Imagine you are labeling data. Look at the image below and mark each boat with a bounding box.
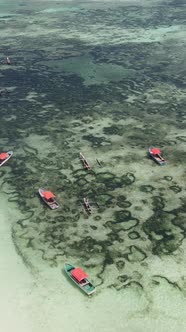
[64,263,96,295]
[80,152,91,170]
[148,147,166,165]
[0,151,13,167]
[38,188,59,209]
[83,197,92,214]
[6,57,11,65]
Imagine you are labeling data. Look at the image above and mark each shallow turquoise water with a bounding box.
[0,1,186,331]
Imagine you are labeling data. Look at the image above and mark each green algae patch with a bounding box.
[40,56,136,86]
[103,124,124,136]
[143,210,184,255]
[128,231,140,240]
[110,210,139,231]
[125,245,147,263]
[116,196,131,208]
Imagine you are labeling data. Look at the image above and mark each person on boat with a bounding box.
[48,197,55,203]
[84,161,91,169]
[84,198,92,213]
[83,158,91,170]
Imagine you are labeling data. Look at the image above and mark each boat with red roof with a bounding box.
[38,188,59,209]
[64,263,96,295]
[149,147,166,165]
[0,151,13,167]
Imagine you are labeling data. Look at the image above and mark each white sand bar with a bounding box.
[0,194,34,332]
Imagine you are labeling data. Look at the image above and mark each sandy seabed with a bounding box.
[0,193,33,332]
[0,191,186,332]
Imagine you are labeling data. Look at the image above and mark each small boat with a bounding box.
[83,197,92,215]
[96,159,102,167]
[80,152,91,170]
[38,188,59,209]
[6,57,11,65]
[0,151,13,167]
[149,147,166,165]
[64,263,96,295]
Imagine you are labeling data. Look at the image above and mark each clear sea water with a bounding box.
[0,1,186,331]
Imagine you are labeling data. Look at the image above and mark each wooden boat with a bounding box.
[83,197,92,215]
[149,147,166,165]
[38,188,59,209]
[0,151,13,167]
[64,263,96,295]
[80,152,91,170]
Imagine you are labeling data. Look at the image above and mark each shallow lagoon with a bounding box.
[0,0,186,331]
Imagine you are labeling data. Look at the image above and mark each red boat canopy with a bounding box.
[71,268,88,282]
[0,152,9,160]
[43,191,55,200]
[151,148,161,155]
